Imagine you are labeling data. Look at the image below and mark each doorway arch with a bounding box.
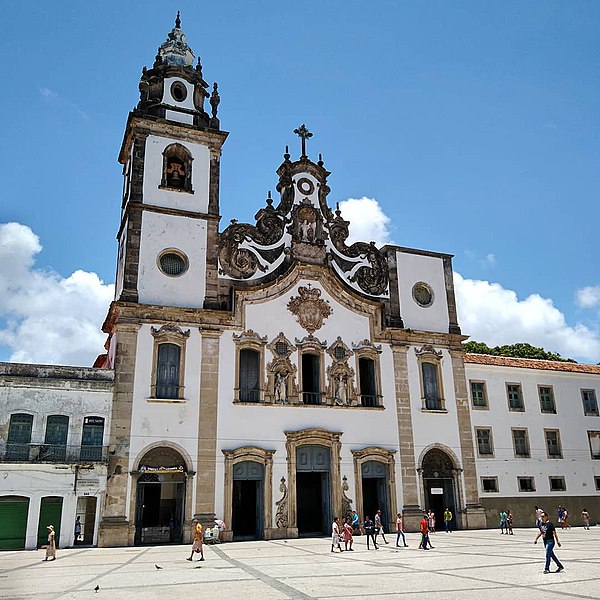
[133,446,189,545]
[419,446,461,530]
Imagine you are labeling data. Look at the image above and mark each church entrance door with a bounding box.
[232,461,264,540]
[296,445,330,536]
[361,461,389,526]
[134,447,186,545]
[421,448,458,530]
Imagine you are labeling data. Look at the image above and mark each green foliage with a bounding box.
[462,341,576,363]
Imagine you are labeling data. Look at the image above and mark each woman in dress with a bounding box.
[343,517,354,551]
[44,525,56,561]
[331,517,343,552]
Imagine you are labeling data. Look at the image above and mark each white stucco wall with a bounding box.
[396,251,450,333]
[143,134,210,213]
[466,362,600,498]
[137,211,207,307]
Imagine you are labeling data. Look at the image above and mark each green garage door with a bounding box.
[0,496,30,549]
[37,497,63,548]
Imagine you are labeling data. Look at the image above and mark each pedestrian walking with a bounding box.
[374,509,389,544]
[396,513,408,547]
[351,510,361,534]
[427,509,436,533]
[364,515,378,550]
[444,508,453,532]
[581,509,590,530]
[187,519,204,561]
[419,513,433,549]
[74,516,82,544]
[331,516,343,552]
[500,510,507,534]
[557,506,565,529]
[562,507,570,529]
[534,512,564,574]
[343,517,354,551]
[44,525,56,561]
[506,510,514,535]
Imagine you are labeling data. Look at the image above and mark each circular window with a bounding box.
[296,177,315,196]
[158,250,188,277]
[412,282,434,307]
[170,81,187,102]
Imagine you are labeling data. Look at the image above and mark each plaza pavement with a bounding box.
[1,527,599,600]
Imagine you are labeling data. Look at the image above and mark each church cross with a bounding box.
[293,124,313,158]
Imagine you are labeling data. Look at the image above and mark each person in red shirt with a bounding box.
[419,514,431,550]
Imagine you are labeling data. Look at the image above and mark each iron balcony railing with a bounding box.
[360,394,382,408]
[1,443,109,464]
[302,392,323,405]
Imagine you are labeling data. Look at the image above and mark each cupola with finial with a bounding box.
[135,12,221,130]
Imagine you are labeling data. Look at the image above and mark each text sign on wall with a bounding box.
[77,479,100,489]
[430,487,444,495]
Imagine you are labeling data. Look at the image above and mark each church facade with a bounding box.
[1,18,598,550]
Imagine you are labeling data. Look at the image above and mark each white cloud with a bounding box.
[337,197,393,246]
[576,285,600,309]
[39,86,89,120]
[455,273,600,363]
[0,223,113,366]
[40,87,58,99]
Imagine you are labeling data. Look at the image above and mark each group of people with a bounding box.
[499,509,514,534]
[332,509,390,551]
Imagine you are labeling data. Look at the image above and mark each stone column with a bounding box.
[391,344,422,532]
[450,349,486,529]
[98,321,140,547]
[194,328,221,528]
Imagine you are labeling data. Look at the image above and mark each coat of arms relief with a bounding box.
[287,285,332,334]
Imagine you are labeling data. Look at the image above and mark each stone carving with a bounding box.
[232,330,268,344]
[287,286,332,334]
[326,337,356,406]
[415,344,443,358]
[341,476,353,522]
[275,477,288,528]
[151,324,190,338]
[266,333,298,403]
[328,207,389,296]
[218,196,286,279]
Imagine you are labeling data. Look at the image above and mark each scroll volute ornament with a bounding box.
[287,286,332,334]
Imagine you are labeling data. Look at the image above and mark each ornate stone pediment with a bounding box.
[415,344,443,358]
[287,286,332,334]
[151,324,190,338]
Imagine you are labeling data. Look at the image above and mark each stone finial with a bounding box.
[284,145,290,162]
[210,82,220,118]
[175,11,181,29]
[266,190,273,206]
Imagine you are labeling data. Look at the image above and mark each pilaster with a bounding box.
[193,327,222,526]
[391,344,421,532]
[98,321,140,547]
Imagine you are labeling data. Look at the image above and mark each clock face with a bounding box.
[412,282,434,307]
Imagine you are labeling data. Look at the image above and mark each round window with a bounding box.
[170,81,187,102]
[296,177,315,196]
[158,250,188,277]
[412,282,434,307]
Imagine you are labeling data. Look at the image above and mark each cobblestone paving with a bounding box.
[2,527,599,600]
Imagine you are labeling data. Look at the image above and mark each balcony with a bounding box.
[1,443,109,464]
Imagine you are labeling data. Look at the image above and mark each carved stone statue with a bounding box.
[274,372,287,403]
[275,477,288,529]
[334,375,348,406]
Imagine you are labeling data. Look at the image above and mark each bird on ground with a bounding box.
[155,564,163,570]
[94,585,100,592]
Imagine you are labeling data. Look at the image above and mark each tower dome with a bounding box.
[157,12,195,68]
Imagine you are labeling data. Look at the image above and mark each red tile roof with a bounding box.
[464,353,600,375]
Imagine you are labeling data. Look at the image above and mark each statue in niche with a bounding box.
[334,374,348,406]
[274,371,288,403]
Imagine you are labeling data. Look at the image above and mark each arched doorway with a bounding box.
[232,461,264,540]
[296,445,331,536]
[421,448,458,530]
[361,461,389,525]
[134,447,187,545]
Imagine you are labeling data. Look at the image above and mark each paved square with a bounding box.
[2,528,599,600]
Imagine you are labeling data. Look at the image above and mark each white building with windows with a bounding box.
[0,16,598,550]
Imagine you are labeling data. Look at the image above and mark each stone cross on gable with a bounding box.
[293,124,313,158]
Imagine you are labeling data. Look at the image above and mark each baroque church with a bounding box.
[1,17,598,550]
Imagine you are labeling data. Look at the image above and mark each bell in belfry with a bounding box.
[166,159,186,188]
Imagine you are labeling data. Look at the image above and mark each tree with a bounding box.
[462,341,575,363]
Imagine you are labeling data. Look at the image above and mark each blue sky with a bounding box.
[0,1,599,365]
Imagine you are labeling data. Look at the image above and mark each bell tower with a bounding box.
[115,13,227,310]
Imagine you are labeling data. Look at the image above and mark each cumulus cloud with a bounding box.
[0,223,113,366]
[337,197,393,246]
[455,273,600,363]
[576,285,600,309]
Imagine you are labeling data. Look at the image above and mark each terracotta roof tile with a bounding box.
[464,353,600,375]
